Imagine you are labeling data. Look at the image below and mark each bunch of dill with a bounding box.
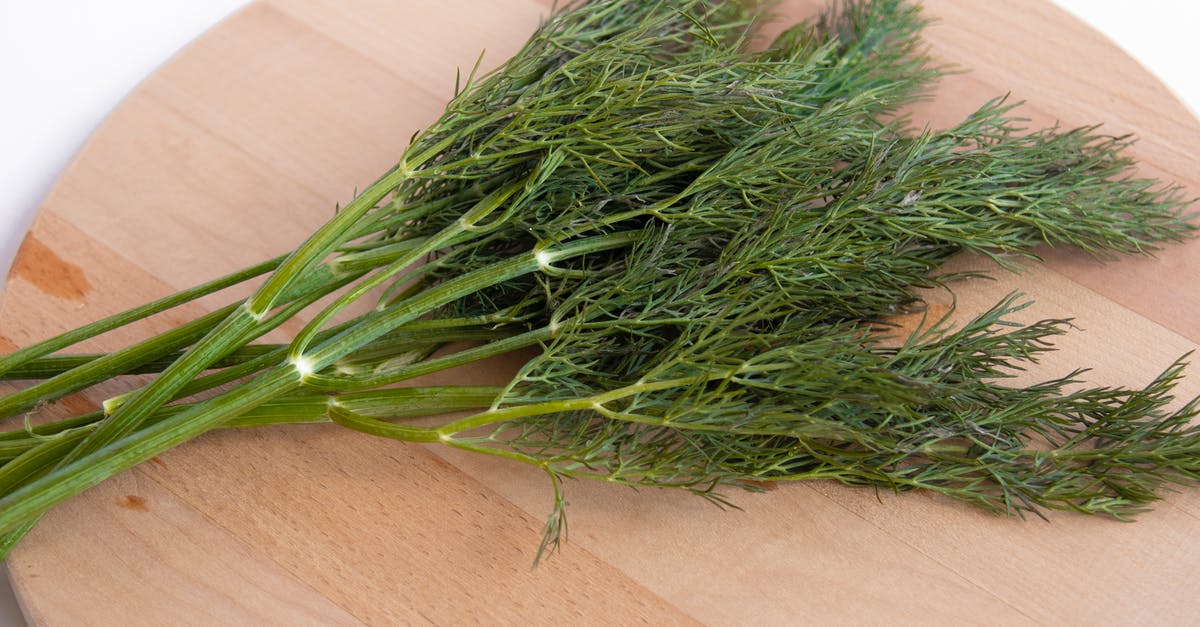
[0,0,1195,558]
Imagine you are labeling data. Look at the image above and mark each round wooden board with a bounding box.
[2,1,1199,624]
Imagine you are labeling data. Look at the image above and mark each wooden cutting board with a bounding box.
[2,1,1198,624]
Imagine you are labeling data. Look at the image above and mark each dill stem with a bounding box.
[10,261,367,560]
[0,385,503,476]
[302,326,553,392]
[27,159,444,500]
[436,377,702,436]
[0,232,639,539]
[0,303,240,419]
[247,166,412,315]
[0,263,358,422]
[0,255,285,378]
[302,232,641,367]
[0,187,422,380]
[286,176,532,360]
[0,345,280,381]
[0,321,522,452]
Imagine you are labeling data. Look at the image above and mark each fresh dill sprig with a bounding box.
[0,0,1194,563]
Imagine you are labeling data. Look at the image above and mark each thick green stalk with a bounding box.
[287,177,531,359]
[9,267,363,556]
[0,322,526,448]
[0,381,501,559]
[0,303,240,419]
[94,323,511,415]
[62,276,350,464]
[0,256,283,378]
[304,326,553,392]
[0,233,638,538]
[24,142,454,503]
[0,386,503,474]
[0,345,279,381]
[0,193,423,380]
[304,233,640,368]
[247,166,410,315]
[0,260,365,420]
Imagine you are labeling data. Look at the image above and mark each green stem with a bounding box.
[305,232,639,368]
[0,321,523,447]
[0,384,500,560]
[0,429,92,495]
[330,237,430,275]
[0,366,490,538]
[0,413,100,442]
[0,303,241,420]
[249,165,412,314]
[435,376,700,435]
[0,386,504,469]
[0,233,636,538]
[287,176,530,359]
[304,326,552,392]
[326,405,439,442]
[0,164,431,547]
[0,262,359,421]
[0,345,280,381]
[63,269,356,464]
[0,256,284,378]
[96,323,512,415]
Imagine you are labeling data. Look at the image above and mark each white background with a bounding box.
[0,1,1197,624]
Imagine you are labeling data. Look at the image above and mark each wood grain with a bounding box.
[1,0,1197,624]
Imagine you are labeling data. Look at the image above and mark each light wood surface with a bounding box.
[1,1,1198,624]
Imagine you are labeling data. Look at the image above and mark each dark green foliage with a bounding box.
[0,0,1195,561]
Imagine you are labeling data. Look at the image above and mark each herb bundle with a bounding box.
[0,0,1196,559]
